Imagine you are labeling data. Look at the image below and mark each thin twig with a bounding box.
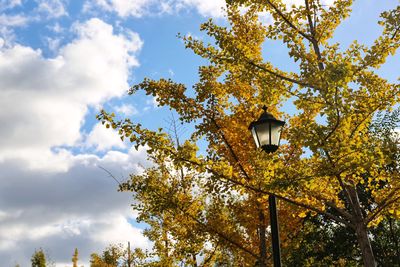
[98,165,122,186]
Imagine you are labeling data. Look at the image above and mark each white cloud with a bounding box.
[144,96,160,111]
[35,0,68,18]
[0,147,150,266]
[0,14,28,26]
[111,0,155,17]
[0,14,28,45]
[0,1,68,46]
[45,36,62,51]
[86,0,334,19]
[94,215,149,247]
[177,0,225,18]
[321,0,335,6]
[114,103,139,116]
[48,22,64,33]
[85,0,156,17]
[86,122,126,151]
[0,18,143,171]
[0,0,22,11]
[86,0,226,18]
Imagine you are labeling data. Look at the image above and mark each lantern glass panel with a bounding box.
[270,123,282,146]
[255,123,271,147]
[251,127,260,148]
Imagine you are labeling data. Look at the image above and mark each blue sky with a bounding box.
[0,0,398,266]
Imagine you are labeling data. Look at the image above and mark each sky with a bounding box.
[0,0,398,266]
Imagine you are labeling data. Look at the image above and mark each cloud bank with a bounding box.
[85,0,335,19]
[0,18,148,266]
[85,0,227,18]
[0,17,142,171]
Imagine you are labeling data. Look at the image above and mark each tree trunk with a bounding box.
[347,186,376,267]
[389,218,400,264]
[354,220,376,267]
[192,254,198,267]
[127,241,131,267]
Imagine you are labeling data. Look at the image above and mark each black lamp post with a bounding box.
[249,106,285,267]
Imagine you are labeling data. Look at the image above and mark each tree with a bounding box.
[90,244,121,267]
[285,109,400,266]
[118,115,286,266]
[90,243,147,267]
[90,253,106,267]
[31,248,46,267]
[99,1,400,266]
[72,248,79,267]
[285,189,400,266]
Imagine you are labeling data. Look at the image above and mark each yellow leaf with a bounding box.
[298,212,307,218]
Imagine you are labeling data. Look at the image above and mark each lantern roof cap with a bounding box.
[248,106,285,130]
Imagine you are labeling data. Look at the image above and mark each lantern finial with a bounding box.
[262,105,268,113]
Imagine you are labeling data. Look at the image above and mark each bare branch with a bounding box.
[98,165,122,187]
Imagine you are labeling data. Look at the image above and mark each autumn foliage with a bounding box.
[98,1,400,266]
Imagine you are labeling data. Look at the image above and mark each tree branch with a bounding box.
[323,86,341,143]
[186,210,259,259]
[248,60,317,89]
[265,0,312,41]
[304,0,325,71]
[211,118,252,181]
[305,0,315,37]
[367,186,400,224]
[323,150,357,224]
[152,189,259,259]
[175,153,352,227]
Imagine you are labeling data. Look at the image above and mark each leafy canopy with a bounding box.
[98,1,400,265]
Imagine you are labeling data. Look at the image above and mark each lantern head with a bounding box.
[249,106,285,153]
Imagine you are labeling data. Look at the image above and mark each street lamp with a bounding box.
[249,105,285,267]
